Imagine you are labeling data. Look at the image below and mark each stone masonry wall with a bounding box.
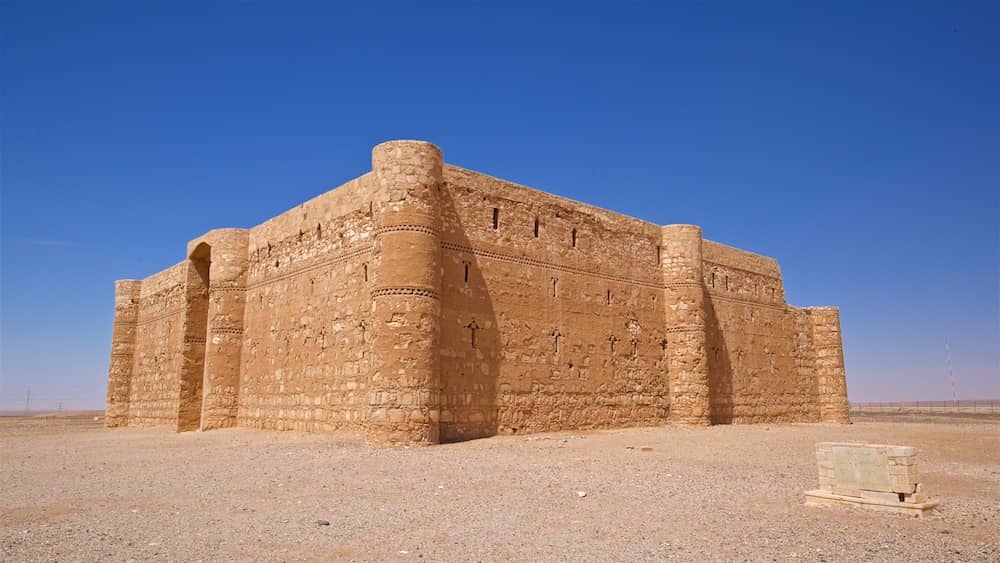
[107,139,848,443]
[188,229,249,430]
[807,307,851,423]
[702,241,822,423]
[439,165,670,439]
[236,174,374,432]
[366,141,445,445]
[127,262,188,427]
[104,280,141,427]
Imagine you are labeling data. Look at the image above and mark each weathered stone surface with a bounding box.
[105,139,850,444]
[104,280,141,428]
[832,445,892,492]
[806,442,937,517]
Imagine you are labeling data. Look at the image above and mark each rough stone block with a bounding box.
[807,441,935,517]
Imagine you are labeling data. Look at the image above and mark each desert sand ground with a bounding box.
[2,413,997,562]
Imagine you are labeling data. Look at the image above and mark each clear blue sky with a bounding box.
[2,2,997,410]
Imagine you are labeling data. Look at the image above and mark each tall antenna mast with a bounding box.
[945,338,957,405]
[25,387,31,414]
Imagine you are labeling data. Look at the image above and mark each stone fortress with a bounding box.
[105,140,850,445]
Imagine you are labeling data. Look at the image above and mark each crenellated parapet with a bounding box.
[661,224,711,425]
[807,307,851,423]
[366,140,444,445]
[105,279,142,427]
[188,228,250,430]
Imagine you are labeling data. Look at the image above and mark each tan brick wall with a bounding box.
[106,139,849,444]
[237,174,374,432]
[188,229,248,430]
[808,307,850,423]
[439,166,670,438]
[127,263,188,427]
[701,242,822,423]
[366,141,445,445]
[105,280,141,427]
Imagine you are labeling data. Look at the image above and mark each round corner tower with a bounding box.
[807,306,851,424]
[105,279,142,427]
[661,224,711,425]
[366,140,444,445]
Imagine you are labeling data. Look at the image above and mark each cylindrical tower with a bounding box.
[195,229,250,430]
[366,140,444,445]
[661,224,711,425]
[808,307,851,423]
[105,279,142,427]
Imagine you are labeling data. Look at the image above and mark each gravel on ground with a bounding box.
[2,414,997,562]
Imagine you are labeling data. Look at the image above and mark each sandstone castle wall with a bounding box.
[105,140,850,444]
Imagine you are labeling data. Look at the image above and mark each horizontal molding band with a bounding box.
[441,241,663,290]
[246,245,372,291]
[136,307,185,327]
[371,286,440,300]
[663,282,704,289]
[703,260,782,283]
[704,292,788,312]
[443,241,788,310]
[374,224,438,237]
[209,284,246,293]
[665,325,705,334]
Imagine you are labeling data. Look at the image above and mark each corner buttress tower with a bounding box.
[366,140,444,445]
[661,224,711,425]
[807,307,851,423]
[189,228,250,430]
[105,279,141,427]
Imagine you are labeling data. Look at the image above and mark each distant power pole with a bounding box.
[25,387,31,414]
[57,401,63,412]
[945,338,957,405]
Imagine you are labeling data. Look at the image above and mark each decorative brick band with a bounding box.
[664,282,704,289]
[110,352,135,358]
[665,325,705,334]
[185,336,206,344]
[374,224,438,238]
[209,284,246,293]
[247,245,373,290]
[370,286,440,300]
[210,327,245,335]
